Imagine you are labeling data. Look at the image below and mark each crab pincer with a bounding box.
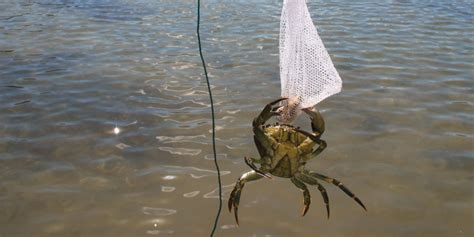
[253,97,288,126]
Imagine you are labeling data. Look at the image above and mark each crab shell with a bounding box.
[257,124,316,178]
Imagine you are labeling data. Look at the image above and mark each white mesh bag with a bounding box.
[279,0,342,123]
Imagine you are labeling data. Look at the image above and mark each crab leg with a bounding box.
[244,156,272,179]
[228,171,263,225]
[290,177,311,216]
[305,171,367,211]
[297,172,330,218]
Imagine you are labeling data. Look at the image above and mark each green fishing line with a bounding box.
[196,0,222,236]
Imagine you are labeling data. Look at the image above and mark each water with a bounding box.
[0,0,472,236]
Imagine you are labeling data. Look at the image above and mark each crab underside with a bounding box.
[228,98,367,225]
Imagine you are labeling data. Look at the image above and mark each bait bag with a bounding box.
[279,0,342,123]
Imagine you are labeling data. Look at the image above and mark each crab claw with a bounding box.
[253,98,288,127]
[276,96,302,124]
[302,107,325,137]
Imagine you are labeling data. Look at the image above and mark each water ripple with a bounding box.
[158,147,201,156]
[135,165,230,179]
[142,207,177,216]
[183,191,200,198]
[156,134,207,144]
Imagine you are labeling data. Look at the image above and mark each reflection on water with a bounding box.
[0,0,472,236]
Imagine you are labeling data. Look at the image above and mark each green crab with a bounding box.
[228,98,366,224]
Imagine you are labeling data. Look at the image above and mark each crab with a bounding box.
[228,98,367,224]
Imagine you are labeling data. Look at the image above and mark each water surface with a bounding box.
[0,0,473,236]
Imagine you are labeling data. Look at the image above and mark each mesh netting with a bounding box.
[278,0,342,123]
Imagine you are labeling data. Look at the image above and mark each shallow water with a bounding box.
[0,0,473,236]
